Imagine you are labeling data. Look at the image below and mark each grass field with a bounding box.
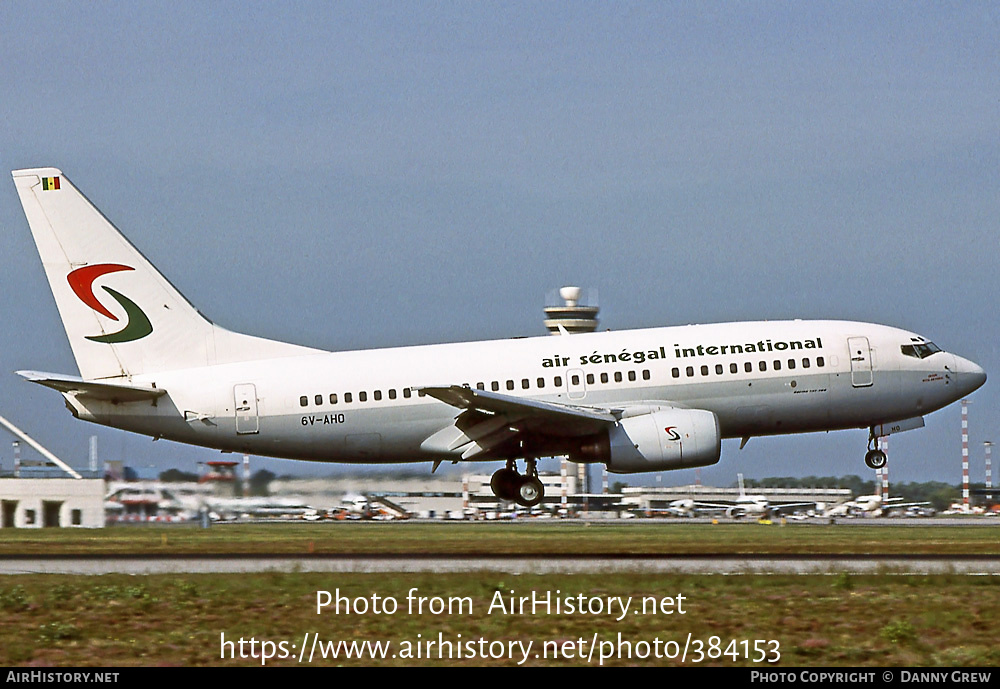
[2,570,999,666]
[2,522,1000,666]
[1,521,998,556]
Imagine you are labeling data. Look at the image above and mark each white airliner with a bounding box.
[11,167,987,507]
[686,474,818,519]
[823,495,931,518]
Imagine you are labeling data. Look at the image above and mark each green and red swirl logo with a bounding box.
[67,264,153,344]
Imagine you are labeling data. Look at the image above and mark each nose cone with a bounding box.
[953,355,987,396]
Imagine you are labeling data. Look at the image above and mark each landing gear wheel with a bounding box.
[515,476,544,507]
[864,449,887,470]
[490,468,520,502]
[490,457,547,506]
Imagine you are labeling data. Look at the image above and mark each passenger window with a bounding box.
[759,361,767,371]
[642,370,650,380]
[600,372,609,384]
[315,394,323,406]
[773,360,781,371]
[745,362,752,373]
[802,358,810,369]
[299,396,308,407]
[329,393,338,404]
[388,389,396,400]
[787,359,795,370]
[359,391,367,402]
[686,366,694,377]
[730,363,738,374]
[403,389,412,398]
[492,381,500,391]
[476,382,485,390]
[554,376,563,387]
[628,371,636,382]
[672,368,680,378]
[700,365,709,376]
[522,378,530,390]
[506,380,514,391]
[374,390,382,401]
[345,392,353,403]
[715,364,723,375]
[817,357,825,367]
[614,372,623,383]
[586,373,594,385]
[537,377,545,388]
[571,374,580,385]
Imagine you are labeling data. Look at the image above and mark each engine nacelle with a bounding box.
[726,506,747,519]
[578,407,721,474]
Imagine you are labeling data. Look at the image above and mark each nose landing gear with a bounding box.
[490,458,545,507]
[865,428,887,469]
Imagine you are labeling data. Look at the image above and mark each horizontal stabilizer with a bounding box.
[17,370,167,403]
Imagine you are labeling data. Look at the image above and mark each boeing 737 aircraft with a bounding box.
[11,168,987,507]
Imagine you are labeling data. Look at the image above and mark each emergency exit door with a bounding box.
[234,383,259,434]
[566,368,587,400]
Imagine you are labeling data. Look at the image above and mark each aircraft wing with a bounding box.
[420,385,620,427]
[418,385,621,460]
[688,501,735,511]
[767,501,820,515]
[882,500,933,511]
[17,370,167,403]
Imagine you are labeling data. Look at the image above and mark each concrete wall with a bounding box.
[0,478,105,528]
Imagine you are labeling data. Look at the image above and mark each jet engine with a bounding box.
[573,407,721,473]
[726,506,747,519]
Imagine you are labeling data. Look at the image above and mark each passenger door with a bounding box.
[848,337,873,387]
[234,383,259,434]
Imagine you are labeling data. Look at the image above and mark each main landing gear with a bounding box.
[864,427,887,470]
[490,458,545,507]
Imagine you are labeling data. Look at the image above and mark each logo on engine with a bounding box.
[663,426,681,441]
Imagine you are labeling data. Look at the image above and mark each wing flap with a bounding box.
[419,406,522,456]
[418,385,622,460]
[447,415,515,451]
[460,427,517,460]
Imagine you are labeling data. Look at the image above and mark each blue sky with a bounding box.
[2,2,998,486]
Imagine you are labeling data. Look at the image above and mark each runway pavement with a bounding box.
[3,553,1000,575]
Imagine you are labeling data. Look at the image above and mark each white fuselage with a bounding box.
[11,167,987,495]
[66,319,983,466]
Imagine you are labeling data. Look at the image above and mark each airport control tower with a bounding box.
[543,286,600,501]
[543,286,599,335]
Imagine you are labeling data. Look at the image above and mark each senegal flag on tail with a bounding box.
[42,176,60,190]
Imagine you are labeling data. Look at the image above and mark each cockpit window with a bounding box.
[901,342,943,359]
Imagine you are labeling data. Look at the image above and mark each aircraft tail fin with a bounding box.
[12,167,318,380]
